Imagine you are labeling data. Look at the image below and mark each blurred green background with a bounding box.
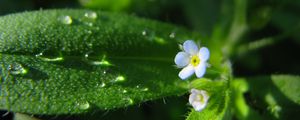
[0,0,300,120]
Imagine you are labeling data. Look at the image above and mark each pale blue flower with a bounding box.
[174,40,210,80]
[189,89,209,112]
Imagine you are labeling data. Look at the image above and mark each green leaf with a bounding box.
[246,75,300,119]
[231,78,263,120]
[0,9,202,114]
[271,75,300,105]
[186,79,231,120]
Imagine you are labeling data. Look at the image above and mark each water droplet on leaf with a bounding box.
[114,75,126,82]
[141,87,149,92]
[169,32,176,38]
[124,98,134,105]
[78,101,90,110]
[154,37,166,44]
[8,63,27,75]
[84,53,89,58]
[35,52,64,62]
[90,60,111,66]
[87,55,112,66]
[35,52,43,57]
[84,11,97,20]
[100,82,106,87]
[85,22,94,27]
[142,30,147,36]
[122,89,128,93]
[86,30,93,34]
[58,15,72,25]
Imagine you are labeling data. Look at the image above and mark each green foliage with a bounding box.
[271,75,300,105]
[232,75,300,120]
[0,9,203,114]
[0,0,299,119]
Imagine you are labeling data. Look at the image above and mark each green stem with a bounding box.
[236,23,300,56]
[224,0,248,56]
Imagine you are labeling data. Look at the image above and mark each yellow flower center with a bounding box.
[190,55,200,67]
[197,94,205,103]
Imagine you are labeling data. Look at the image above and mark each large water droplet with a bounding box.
[78,101,90,110]
[169,32,176,38]
[135,85,149,92]
[85,54,112,66]
[100,82,106,87]
[114,75,126,83]
[35,52,64,62]
[58,15,72,25]
[124,98,134,105]
[122,89,128,93]
[8,63,27,75]
[154,37,166,44]
[90,60,111,66]
[142,30,147,36]
[84,11,97,20]
[84,53,89,58]
[141,87,149,92]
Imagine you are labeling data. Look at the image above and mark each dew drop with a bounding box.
[142,30,147,36]
[39,57,64,62]
[87,22,94,27]
[135,85,149,92]
[122,89,128,93]
[58,15,72,25]
[85,30,93,34]
[35,52,43,57]
[43,57,64,62]
[114,75,126,82]
[100,82,106,87]
[141,87,149,92]
[8,63,27,75]
[87,43,93,47]
[124,98,134,105]
[78,101,90,110]
[84,11,97,20]
[154,37,166,44]
[169,32,176,38]
[90,55,112,66]
[90,60,111,66]
[84,53,89,58]
[35,52,64,62]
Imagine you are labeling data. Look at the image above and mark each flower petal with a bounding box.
[195,62,206,78]
[183,40,198,55]
[179,65,194,80]
[199,47,210,61]
[189,89,209,112]
[192,101,207,112]
[174,52,190,68]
